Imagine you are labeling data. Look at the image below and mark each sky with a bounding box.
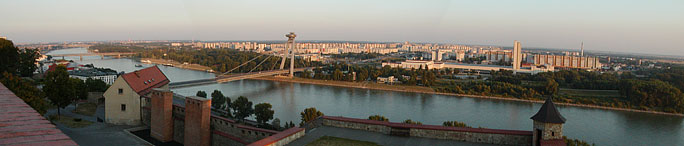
[1,0,683,56]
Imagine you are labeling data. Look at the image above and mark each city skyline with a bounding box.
[1,0,683,56]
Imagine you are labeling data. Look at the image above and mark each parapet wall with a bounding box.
[142,96,280,146]
[321,116,532,146]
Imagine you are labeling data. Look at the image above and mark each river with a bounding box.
[48,48,683,146]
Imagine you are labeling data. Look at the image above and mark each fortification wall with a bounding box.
[321,116,532,146]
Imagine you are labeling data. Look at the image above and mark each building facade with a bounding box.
[104,66,169,125]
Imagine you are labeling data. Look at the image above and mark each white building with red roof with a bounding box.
[104,66,170,125]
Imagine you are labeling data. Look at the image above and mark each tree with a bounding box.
[368,115,389,122]
[196,90,207,98]
[300,107,324,124]
[402,119,422,125]
[85,78,109,92]
[332,69,343,81]
[18,48,40,77]
[1,72,48,115]
[44,65,77,118]
[544,78,559,95]
[231,96,254,122]
[0,38,20,74]
[211,90,227,110]
[71,78,88,100]
[254,103,274,125]
[443,120,471,128]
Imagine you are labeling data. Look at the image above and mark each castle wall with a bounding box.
[321,116,532,146]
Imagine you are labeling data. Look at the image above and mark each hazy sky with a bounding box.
[1,0,683,55]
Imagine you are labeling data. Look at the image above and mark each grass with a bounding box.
[306,136,381,146]
[73,103,98,116]
[50,115,94,128]
[559,88,621,97]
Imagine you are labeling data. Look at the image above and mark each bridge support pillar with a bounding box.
[80,56,83,61]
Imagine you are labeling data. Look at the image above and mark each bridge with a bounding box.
[169,32,309,89]
[50,52,137,60]
[169,67,313,89]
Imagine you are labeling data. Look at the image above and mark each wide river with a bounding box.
[49,48,683,145]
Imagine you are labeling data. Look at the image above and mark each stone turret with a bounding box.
[531,97,566,146]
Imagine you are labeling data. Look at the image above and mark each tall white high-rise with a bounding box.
[513,40,522,70]
[580,42,584,57]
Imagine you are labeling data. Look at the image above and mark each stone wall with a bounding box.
[321,116,533,146]
[533,121,563,140]
[322,118,391,134]
[247,127,305,146]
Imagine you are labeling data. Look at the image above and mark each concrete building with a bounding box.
[69,68,119,84]
[532,54,602,69]
[513,41,522,70]
[104,66,170,125]
[376,76,399,84]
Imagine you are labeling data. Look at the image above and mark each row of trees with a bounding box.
[195,91,275,126]
[1,38,110,117]
[302,63,438,86]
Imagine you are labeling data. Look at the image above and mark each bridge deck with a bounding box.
[168,67,312,89]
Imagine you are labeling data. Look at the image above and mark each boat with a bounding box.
[135,64,143,67]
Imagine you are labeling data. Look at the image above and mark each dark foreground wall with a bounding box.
[320,116,533,146]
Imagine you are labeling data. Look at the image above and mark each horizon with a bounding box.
[1,0,683,56]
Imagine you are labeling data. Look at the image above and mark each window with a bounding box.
[551,132,555,136]
[121,104,126,111]
[118,88,123,94]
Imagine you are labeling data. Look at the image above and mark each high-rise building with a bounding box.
[581,42,584,57]
[513,41,522,70]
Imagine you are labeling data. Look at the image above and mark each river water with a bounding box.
[49,48,683,145]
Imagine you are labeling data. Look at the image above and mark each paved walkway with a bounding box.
[287,126,497,146]
[46,104,150,146]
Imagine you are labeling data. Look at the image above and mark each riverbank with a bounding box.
[140,58,214,72]
[255,76,684,117]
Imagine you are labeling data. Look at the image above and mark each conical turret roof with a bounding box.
[531,97,566,124]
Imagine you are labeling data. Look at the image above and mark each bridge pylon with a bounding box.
[279,32,297,77]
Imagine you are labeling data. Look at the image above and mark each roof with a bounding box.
[247,127,304,146]
[0,83,78,146]
[530,97,566,124]
[121,66,170,95]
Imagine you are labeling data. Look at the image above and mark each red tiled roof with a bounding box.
[540,139,566,146]
[121,66,169,95]
[247,127,304,146]
[322,116,533,136]
[0,83,77,146]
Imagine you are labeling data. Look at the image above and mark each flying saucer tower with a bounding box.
[279,32,297,77]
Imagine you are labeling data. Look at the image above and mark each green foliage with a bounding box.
[443,120,471,128]
[70,78,88,100]
[210,90,230,115]
[85,78,109,92]
[44,65,78,116]
[0,72,49,115]
[18,48,40,77]
[196,90,207,98]
[231,96,254,122]
[300,107,324,124]
[402,119,422,125]
[330,52,380,60]
[0,38,20,75]
[619,79,684,113]
[254,103,275,124]
[368,115,389,122]
[271,118,281,130]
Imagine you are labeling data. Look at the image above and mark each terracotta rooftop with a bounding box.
[121,66,170,95]
[531,97,566,124]
[0,83,78,146]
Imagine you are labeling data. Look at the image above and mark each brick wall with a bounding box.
[150,88,174,142]
[184,96,211,146]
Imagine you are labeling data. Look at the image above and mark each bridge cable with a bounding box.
[222,54,266,75]
[248,55,273,73]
